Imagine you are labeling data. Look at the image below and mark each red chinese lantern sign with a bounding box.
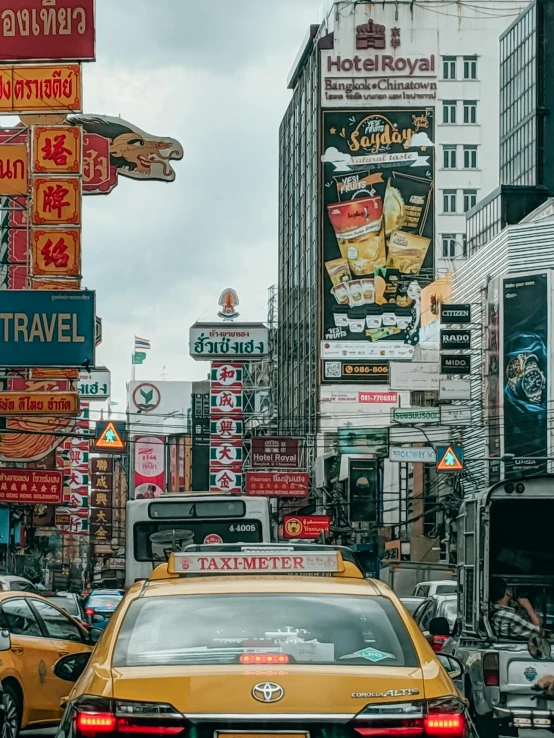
[245,472,310,498]
[0,469,62,504]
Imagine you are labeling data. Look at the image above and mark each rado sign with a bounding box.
[440,330,471,350]
[440,304,471,324]
[441,354,471,375]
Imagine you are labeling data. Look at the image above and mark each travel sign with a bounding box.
[0,290,95,367]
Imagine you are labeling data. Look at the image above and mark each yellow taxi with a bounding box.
[54,545,472,738]
[0,590,93,736]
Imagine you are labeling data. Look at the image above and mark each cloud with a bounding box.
[82,0,322,403]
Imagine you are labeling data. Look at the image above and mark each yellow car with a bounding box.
[0,590,94,737]
[55,545,472,738]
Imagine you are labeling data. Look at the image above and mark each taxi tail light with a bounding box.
[75,698,185,738]
[354,701,425,736]
[77,713,117,735]
[425,698,466,738]
[483,651,499,687]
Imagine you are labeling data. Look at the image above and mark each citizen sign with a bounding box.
[440,304,471,324]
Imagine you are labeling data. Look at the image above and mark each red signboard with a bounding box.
[283,515,331,540]
[245,472,309,498]
[251,437,300,469]
[358,391,398,404]
[0,469,62,503]
[0,1,95,63]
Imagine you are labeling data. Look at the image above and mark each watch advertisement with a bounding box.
[321,108,434,379]
[502,273,548,476]
[485,278,501,484]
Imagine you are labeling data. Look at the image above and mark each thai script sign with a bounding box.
[0,469,62,504]
[0,390,78,414]
[393,407,440,424]
[0,1,95,62]
[251,437,300,469]
[0,289,95,367]
[0,144,27,195]
[283,515,331,540]
[0,64,82,113]
[190,323,268,360]
[82,132,116,194]
[78,366,110,400]
[245,472,310,498]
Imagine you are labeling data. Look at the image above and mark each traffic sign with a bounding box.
[436,445,464,472]
[95,421,126,452]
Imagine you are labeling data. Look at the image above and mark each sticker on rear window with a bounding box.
[352,647,394,662]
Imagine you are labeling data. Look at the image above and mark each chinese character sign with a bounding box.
[33,126,82,174]
[209,361,244,493]
[31,229,81,276]
[32,177,81,225]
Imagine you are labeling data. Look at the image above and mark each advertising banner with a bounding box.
[0,1,95,62]
[283,516,331,540]
[441,354,471,375]
[320,108,434,380]
[0,64,82,113]
[502,273,548,476]
[0,289,95,367]
[31,228,81,277]
[211,363,243,388]
[0,144,27,195]
[209,469,242,495]
[190,323,268,360]
[0,469,62,503]
[324,359,389,383]
[251,437,300,469]
[134,436,165,499]
[245,472,310,498]
[485,277,501,479]
[389,361,439,390]
[31,176,81,225]
[338,427,388,455]
[32,125,82,174]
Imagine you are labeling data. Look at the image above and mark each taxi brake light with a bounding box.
[77,713,116,734]
[117,721,184,735]
[240,654,289,664]
[424,714,465,736]
[355,727,424,736]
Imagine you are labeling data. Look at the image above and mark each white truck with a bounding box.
[442,475,554,737]
[378,560,456,597]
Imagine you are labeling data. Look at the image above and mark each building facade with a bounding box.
[278,0,526,549]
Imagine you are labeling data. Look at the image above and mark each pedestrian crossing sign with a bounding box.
[436,445,464,472]
[95,421,126,452]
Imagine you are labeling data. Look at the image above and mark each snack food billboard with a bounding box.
[321,108,434,377]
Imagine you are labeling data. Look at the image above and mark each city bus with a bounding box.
[125,494,272,588]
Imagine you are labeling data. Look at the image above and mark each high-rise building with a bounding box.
[278,0,526,548]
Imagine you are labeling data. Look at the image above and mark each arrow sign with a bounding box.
[436,445,464,472]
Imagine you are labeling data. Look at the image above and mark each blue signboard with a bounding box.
[0,290,95,367]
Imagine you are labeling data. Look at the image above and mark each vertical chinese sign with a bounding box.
[90,456,114,548]
[209,363,244,494]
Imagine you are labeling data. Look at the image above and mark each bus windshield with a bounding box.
[134,520,264,562]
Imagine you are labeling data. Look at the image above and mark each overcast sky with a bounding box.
[83,0,323,409]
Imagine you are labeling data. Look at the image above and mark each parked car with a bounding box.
[0,575,40,594]
[400,596,426,614]
[47,592,88,629]
[413,594,458,652]
[412,579,457,597]
[85,589,123,630]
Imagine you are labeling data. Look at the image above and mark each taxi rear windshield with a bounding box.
[113,594,419,668]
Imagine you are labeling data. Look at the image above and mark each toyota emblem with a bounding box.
[252,682,285,703]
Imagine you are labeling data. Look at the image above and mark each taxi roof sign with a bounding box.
[168,551,341,575]
[436,444,464,472]
[95,420,126,452]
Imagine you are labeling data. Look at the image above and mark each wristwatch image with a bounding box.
[506,353,545,404]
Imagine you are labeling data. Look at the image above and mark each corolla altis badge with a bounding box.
[352,689,421,698]
[524,666,538,682]
[252,682,285,703]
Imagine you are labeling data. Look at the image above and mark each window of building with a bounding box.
[463,189,478,212]
[442,56,457,80]
[463,56,477,80]
[462,235,468,257]
[442,234,457,258]
[443,145,457,169]
[463,100,477,124]
[443,100,457,124]
[463,145,478,169]
[443,190,457,213]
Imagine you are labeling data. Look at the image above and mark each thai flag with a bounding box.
[134,336,151,351]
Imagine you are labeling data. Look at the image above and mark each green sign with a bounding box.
[393,408,440,424]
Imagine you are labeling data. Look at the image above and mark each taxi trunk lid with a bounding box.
[112,665,426,716]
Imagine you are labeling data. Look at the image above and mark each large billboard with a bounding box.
[321,108,434,380]
[502,273,549,477]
